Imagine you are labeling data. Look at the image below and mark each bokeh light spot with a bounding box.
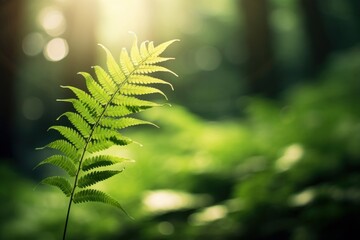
[158,221,174,235]
[276,143,304,171]
[289,189,315,207]
[38,7,66,36]
[44,38,68,62]
[195,46,222,71]
[189,205,228,226]
[22,32,45,56]
[22,97,44,120]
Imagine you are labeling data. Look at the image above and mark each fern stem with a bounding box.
[63,139,88,240]
[62,194,73,239]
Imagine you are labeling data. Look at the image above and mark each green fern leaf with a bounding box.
[92,128,124,141]
[86,140,114,153]
[98,44,126,84]
[87,135,133,154]
[49,126,86,150]
[99,117,158,130]
[151,39,180,57]
[121,84,168,99]
[37,140,79,160]
[134,65,177,76]
[77,170,123,188]
[58,99,96,124]
[57,112,91,138]
[128,75,173,90]
[79,72,111,105]
[104,105,142,117]
[61,86,102,117]
[139,40,149,58]
[42,176,72,197]
[120,48,135,75]
[73,189,130,217]
[93,65,117,95]
[35,155,77,176]
[82,155,130,171]
[129,33,141,65]
[112,94,163,107]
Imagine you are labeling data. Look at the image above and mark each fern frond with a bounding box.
[49,126,86,150]
[128,75,174,90]
[60,86,102,117]
[73,189,130,217]
[92,128,124,141]
[87,136,133,153]
[152,39,180,57]
[37,139,79,160]
[42,176,72,197]
[86,140,114,153]
[37,35,178,239]
[78,72,111,105]
[82,155,130,171]
[93,65,117,95]
[57,112,92,138]
[35,155,77,176]
[58,99,96,124]
[98,44,126,84]
[120,48,135,75]
[112,94,163,107]
[121,84,168,99]
[129,32,141,65]
[99,117,158,130]
[134,65,178,76]
[77,170,123,188]
[104,105,145,117]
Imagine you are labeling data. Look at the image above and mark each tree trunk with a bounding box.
[299,0,331,73]
[63,0,98,90]
[240,0,277,97]
[0,0,23,161]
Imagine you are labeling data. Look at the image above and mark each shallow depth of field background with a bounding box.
[1,0,360,239]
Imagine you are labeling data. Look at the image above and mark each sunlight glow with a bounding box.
[44,38,68,62]
[97,0,150,46]
[22,32,45,56]
[38,7,66,36]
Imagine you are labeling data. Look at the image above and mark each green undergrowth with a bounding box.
[2,49,360,239]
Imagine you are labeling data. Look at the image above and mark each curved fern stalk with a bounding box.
[36,35,178,240]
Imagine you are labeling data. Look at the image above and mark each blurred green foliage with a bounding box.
[1,49,360,239]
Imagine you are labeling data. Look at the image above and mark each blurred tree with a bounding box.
[349,0,360,23]
[240,0,278,97]
[299,0,331,73]
[63,0,98,90]
[0,0,24,162]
